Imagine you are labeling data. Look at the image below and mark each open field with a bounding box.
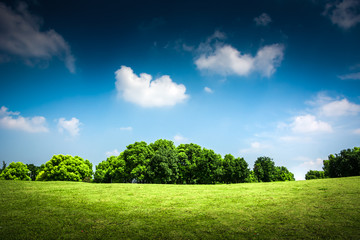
[1,177,359,239]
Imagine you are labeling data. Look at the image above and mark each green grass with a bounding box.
[1,177,359,239]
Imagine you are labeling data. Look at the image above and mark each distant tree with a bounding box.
[245,170,258,183]
[94,155,126,183]
[222,154,250,183]
[123,141,153,183]
[326,147,360,178]
[148,139,179,184]
[0,161,6,174]
[0,162,31,180]
[195,148,223,184]
[36,155,93,181]
[26,164,41,181]
[253,157,277,182]
[275,166,295,181]
[305,170,326,180]
[176,143,203,184]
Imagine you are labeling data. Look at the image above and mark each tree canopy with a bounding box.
[36,155,93,181]
[0,162,30,180]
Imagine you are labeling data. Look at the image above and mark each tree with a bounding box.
[305,170,326,180]
[326,147,360,178]
[0,162,31,180]
[222,154,250,183]
[26,164,41,181]
[253,157,277,182]
[195,148,222,184]
[94,155,126,183]
[176,143,203,184]
[275,166,295,181]
[122,141,153,183]
[148,139,179,184]
[0,161,6,174]
[36,155,93,181]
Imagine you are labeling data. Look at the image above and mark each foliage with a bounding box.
[36,155,93,181]
[0,161,6,174]
[26,164,41,181]
[305,170,326,180]
[0,162,31,180]
[253,157,277,182]
[275,166,295,181]
[307,147,360,180]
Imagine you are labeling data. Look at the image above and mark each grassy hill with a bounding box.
[0,177,359,239]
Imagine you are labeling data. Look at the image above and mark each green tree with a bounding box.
[253,157,277,182]
[326,147,360,178]
[0,161,6,174]
[26,164,41,181]
[275,166,295,181]
[0,162,31,180]
[176,143,203,184]
[123,141,153,183]
[195,148,223,184]
[148,139,179,184]
[36,155,93,181]
[305,170,326,180]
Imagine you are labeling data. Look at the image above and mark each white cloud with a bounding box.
[240,141,270,153]
[58,117,81,137]
[204,87,213,93]
[0,106,48,133]
[338,72,360,80]
[115,66,189,107]
[173,134,189,145]
[195,43,284,78]
[320,98,360,117]
[300,157,324,169]
[0,2,75,72]
[254,13,272,26]
[105,149,120,157]
[119,126,133,131]
[323,0,360,29]
[291,114,332,133]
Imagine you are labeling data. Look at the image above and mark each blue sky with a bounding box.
[1,0,360,180]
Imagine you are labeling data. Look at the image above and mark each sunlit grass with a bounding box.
[1,177,359,239]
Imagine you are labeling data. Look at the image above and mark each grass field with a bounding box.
[0,177,359,239]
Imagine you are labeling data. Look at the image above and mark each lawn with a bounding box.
[0,177,359,239]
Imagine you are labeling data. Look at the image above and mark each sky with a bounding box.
[0,0,360,180]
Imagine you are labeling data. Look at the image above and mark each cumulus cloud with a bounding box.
[0,106,48,133]
[338,72,360,80]
[105,149,120,157]
[58,117,81,137]
[320,98,360,117]
[254,13,272,26]
[323,0,360,29]
[204,87,213,93]
[240,141,270,153]
[300,157,324,169]
[195,42,284,78]
[291,114,332,133]
[0,2,75,72]
[115,66,189,107]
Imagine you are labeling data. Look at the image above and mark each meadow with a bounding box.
[0,177,359,239]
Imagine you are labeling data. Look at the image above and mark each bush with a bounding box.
[0,162,31,180]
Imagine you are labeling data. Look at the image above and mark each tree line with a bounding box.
[305,147,360,180]
[0,139,295,184]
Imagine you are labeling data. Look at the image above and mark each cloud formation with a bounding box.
[105,149,120,157]
[254,13,272,26]
[58,117,81,137]
[323,0,360,29]
[194,33,284,78]
[320,98,360,117]
[0,2,75,73]
[119,126,133,131]
[338,72,360,80]
[0,106,48,133]
[115,66,189,107]
[291,114,332,133]
[204,86,213,93]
